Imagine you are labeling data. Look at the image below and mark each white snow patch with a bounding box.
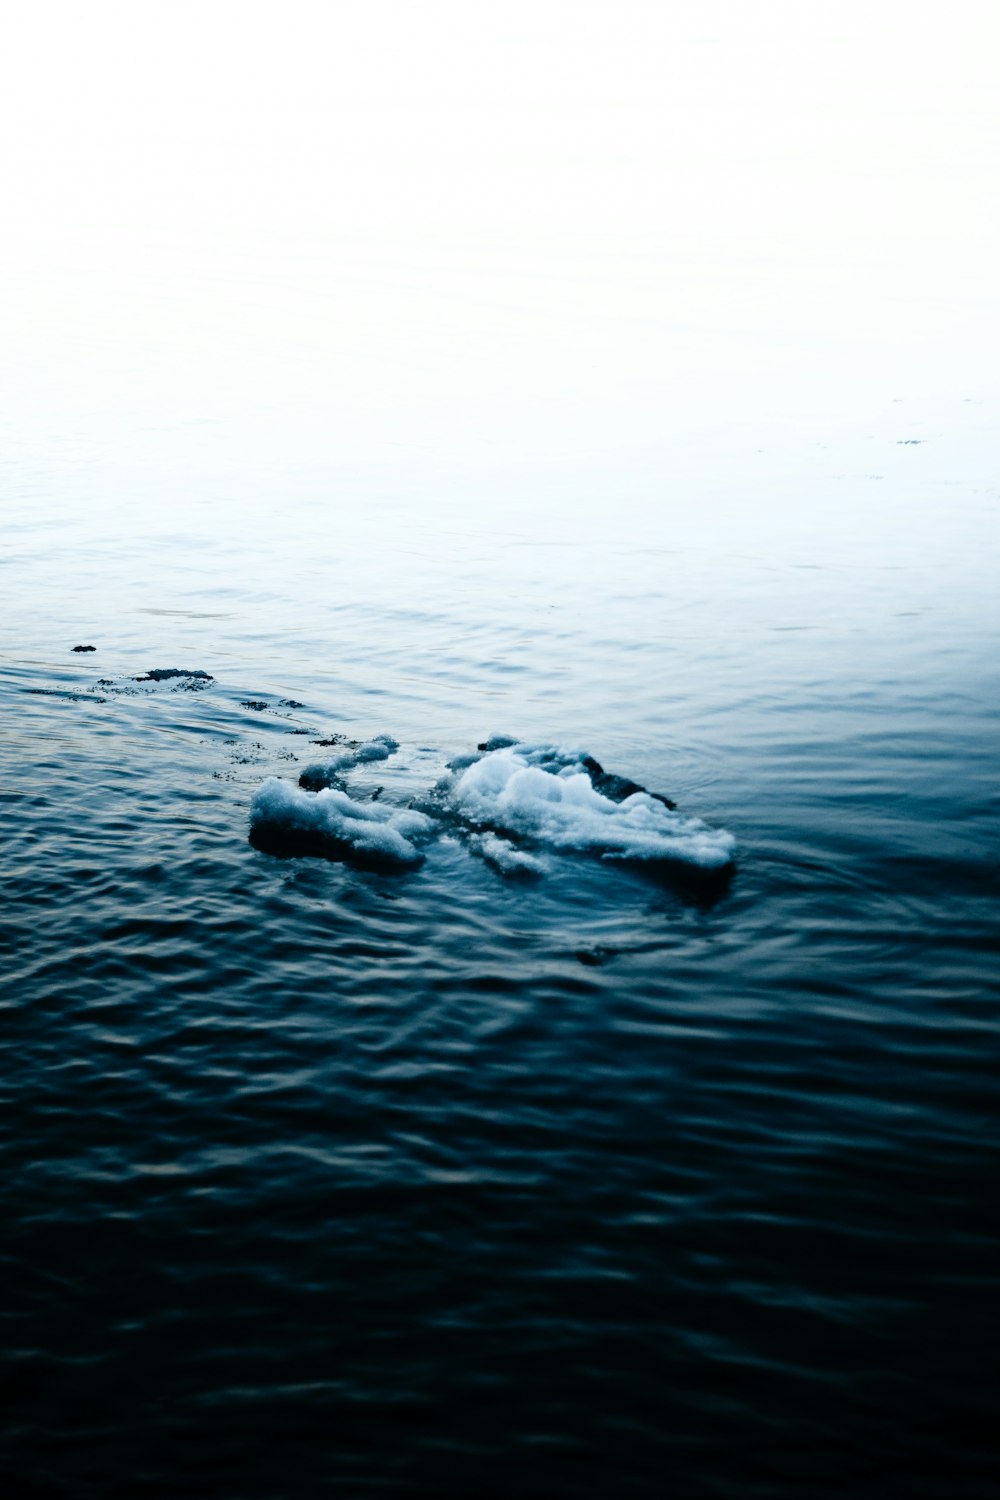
[442,743,735,870]
[250,776,431,868]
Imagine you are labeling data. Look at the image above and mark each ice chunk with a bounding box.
[299,734,400,791]
[354,734,399,762]
[439,742,735,870]
[476,733,520,752]
[249,776,431,869]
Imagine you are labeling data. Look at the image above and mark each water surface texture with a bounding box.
[3,401,998,1499]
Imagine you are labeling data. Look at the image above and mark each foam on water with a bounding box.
[439,741,736,870]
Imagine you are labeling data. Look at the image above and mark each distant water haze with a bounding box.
[3,0,998,538]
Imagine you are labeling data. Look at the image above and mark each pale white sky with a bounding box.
[1,0,998,496]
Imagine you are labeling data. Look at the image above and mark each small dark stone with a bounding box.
[72,645,97,652]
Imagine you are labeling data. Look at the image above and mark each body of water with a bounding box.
[3,397,998,1497]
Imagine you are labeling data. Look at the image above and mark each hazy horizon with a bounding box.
[3,1,998,523]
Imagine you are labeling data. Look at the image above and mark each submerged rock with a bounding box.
[576,946,619,966]
[135,668,214,683]
[581,755,676,810]
[71,644,97,653]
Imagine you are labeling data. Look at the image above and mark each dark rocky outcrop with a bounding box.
[134,668,214,683]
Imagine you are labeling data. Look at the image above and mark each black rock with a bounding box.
[135,668,214,683]
[72,645,97,652]
[582,755,676,809]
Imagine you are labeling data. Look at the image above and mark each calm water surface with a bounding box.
[2,406,999,1497]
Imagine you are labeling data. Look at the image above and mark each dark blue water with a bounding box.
[3,409,999,1498]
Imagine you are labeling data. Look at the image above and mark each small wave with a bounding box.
[469,832,547,877]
